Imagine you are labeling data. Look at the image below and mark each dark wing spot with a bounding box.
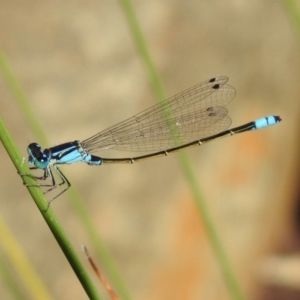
[212,84,220,90]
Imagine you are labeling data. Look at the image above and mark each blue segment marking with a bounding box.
[253,116,280,130]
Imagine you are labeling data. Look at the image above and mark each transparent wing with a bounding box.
[83,76,235,152]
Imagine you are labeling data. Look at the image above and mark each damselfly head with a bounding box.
[27,143,51,169]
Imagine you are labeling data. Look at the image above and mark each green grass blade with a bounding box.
[0,48,48,145]
[119,0,166,102]
[0,116,102,300]
[282,0,300,41]
[0,234,34,300]
[68,188,133,300]
[0,47,132,300]
[119,1,247,299]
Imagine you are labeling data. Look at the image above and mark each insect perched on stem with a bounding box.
[20,76,281,204]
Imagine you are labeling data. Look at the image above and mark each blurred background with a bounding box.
[0,1,298,299]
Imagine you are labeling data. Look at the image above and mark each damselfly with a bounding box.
[21,76,281,203]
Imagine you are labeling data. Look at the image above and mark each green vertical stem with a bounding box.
[282,0,300,41]
[119,1,247,299]
[119,0,166,102]
[0,47,132,300]
[0,48,47,145]
[0,116,102,300]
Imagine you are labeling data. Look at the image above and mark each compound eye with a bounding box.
[34,153,50,169]
[27,143,42,157]
[26,143,50,169]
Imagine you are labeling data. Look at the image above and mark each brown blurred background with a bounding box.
[0,1,298,299]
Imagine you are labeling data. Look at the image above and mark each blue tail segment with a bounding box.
[253,116,281,130]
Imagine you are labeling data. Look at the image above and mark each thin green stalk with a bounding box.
[0,47,132,300]
[0,48,48,145]
[0,116,102,300]
[68,188,133,300]
[119,0,166,102]
[0,250,31,300]
[119,1,247,299]
[282,0,300,41]
[0,215,52,300]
